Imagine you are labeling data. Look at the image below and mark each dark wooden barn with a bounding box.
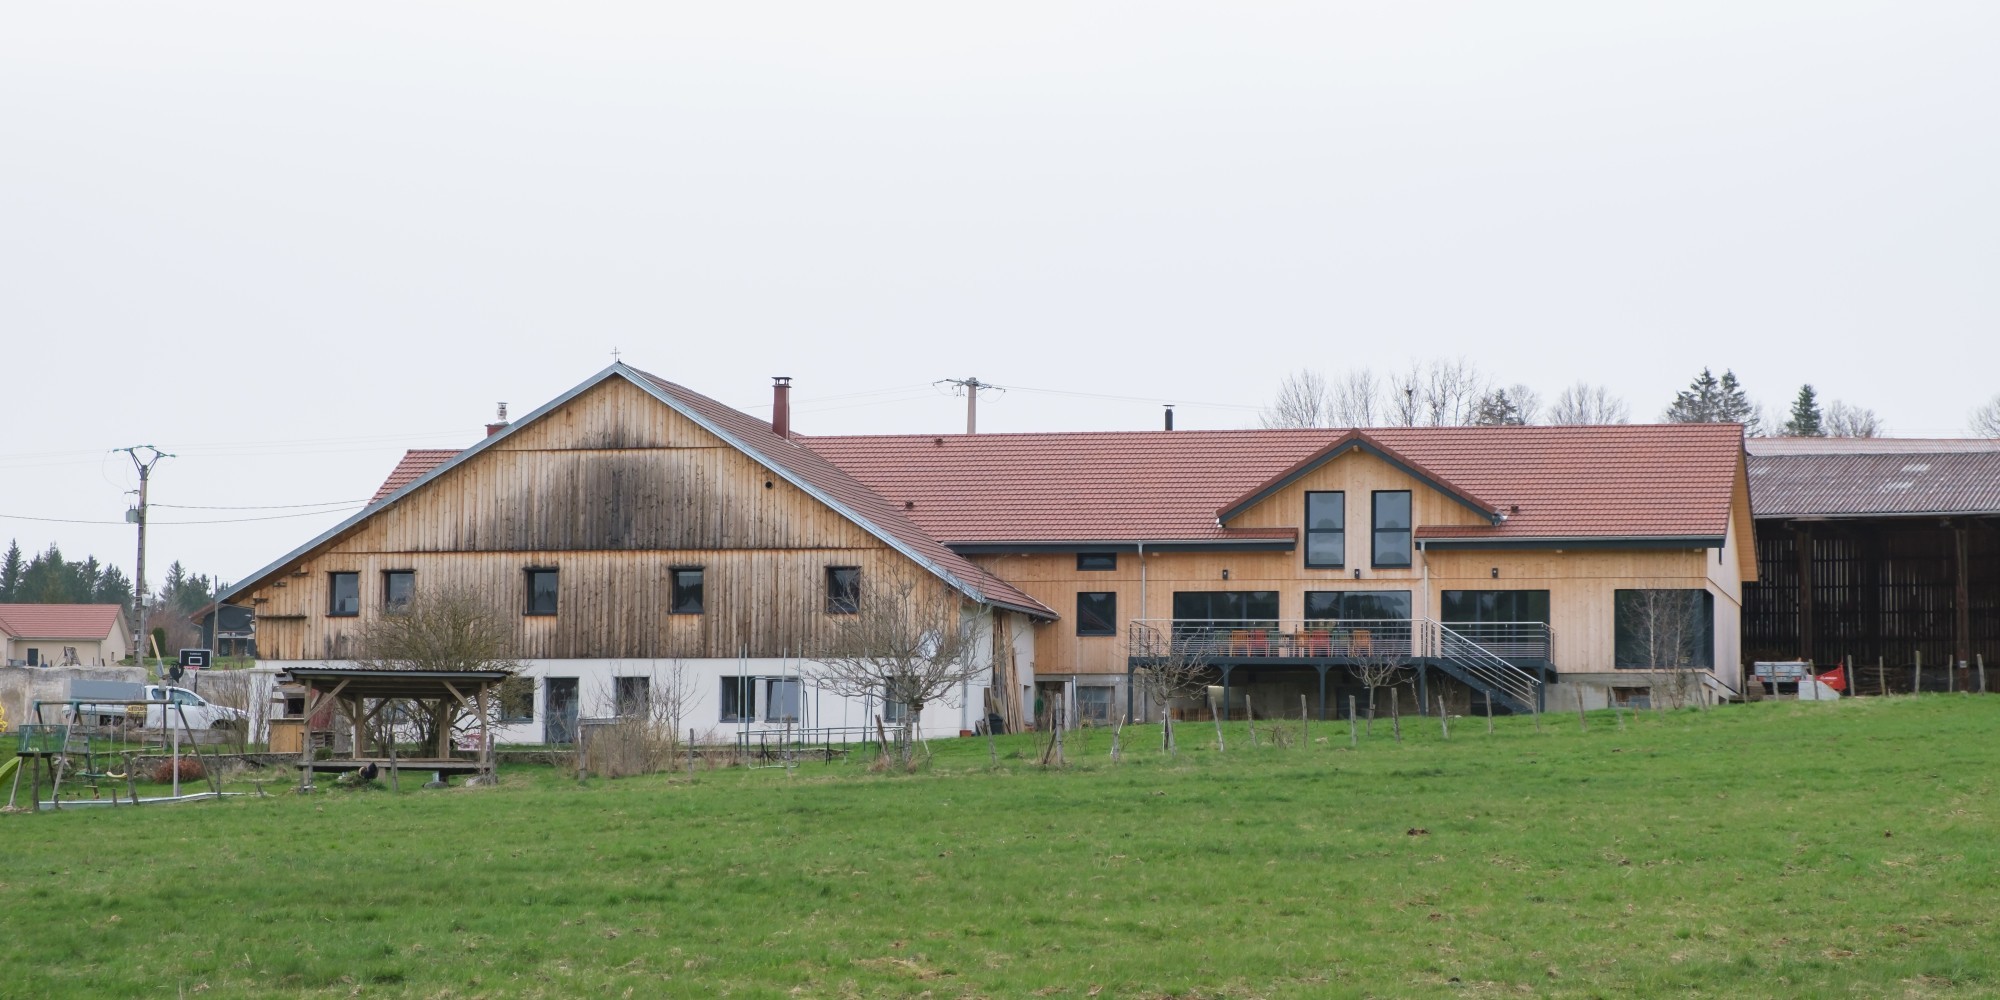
[1744,438,2000,691]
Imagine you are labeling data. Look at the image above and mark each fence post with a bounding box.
[1348,695,1357,747]
[1913,651,1922,695]
[1438,696,1449,740]
[1575,685,1588,733]
[1485,690,1494,735]
[1981,654,1988,695]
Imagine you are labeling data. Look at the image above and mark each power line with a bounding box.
[0,506,364,526]
[152,499,369,510]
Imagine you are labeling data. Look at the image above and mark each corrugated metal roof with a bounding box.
[1745,437,2000,518]
[807,424,1744,544]
[0,604,125,640]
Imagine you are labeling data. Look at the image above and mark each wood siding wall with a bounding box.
[981,447,1746,678]
[243,378,936,662]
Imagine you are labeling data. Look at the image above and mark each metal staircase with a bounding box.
[1422,620,1543,714]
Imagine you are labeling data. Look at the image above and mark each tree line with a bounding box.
[1,539,225,619]
[1260,360,1906,436]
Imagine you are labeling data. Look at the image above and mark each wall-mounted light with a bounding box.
[1491,567,1500,579]
[1352,568,1361,579]
[1221,569,1230,581]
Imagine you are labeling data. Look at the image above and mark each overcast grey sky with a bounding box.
[3,1,1996,588]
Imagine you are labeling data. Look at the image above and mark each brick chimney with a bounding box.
[771,377,793,438]
[485,402,509,437]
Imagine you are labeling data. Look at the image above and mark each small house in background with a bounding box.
[0,604,131,667]
[1744,437,2000,689]
[189,601,257,657]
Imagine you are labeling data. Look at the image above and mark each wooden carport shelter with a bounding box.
[282,667,510,788]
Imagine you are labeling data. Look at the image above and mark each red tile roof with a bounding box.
[623,369,1056,618]
[806,424,1745,544]
[1745,437,2000,518]
[371,449,461,503]
[0,603,125,640]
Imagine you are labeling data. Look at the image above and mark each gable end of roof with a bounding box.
[1215,430,1501,525]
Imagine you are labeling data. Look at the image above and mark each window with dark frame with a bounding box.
[825,566,861,614]
[1613,589,1715,669]
[499,676,535,722]
[1076,592,1117,636]
[720,676,757,722]
[1303,590,1413,621]
[614,676,650,717]
[328,572,360,616]
[1305,491,1345,568]
[525,568,559,615]
[1076,685,1114,724]
[1371,491,1413,567]
[1440,590,1551,625]
[1076,552,1118,571]
[383,570,415,610]
[764,678,801,723]
[671,568,705,614]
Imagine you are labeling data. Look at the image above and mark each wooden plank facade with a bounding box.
[234,374,1042,734]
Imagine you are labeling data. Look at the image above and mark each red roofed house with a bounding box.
[0,604,132,667]
[221,365,1756,742]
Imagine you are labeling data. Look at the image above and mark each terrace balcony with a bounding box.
[1126,617,1551,716]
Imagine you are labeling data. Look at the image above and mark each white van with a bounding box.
[71,685,249,730]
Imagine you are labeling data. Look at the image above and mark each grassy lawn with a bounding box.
[2,696,1996,998]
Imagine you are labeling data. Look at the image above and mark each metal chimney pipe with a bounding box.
[485,402,510,437]
[1163,404,1175,431]
[771,377,793,438]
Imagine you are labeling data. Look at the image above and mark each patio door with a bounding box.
[543,677,579,744]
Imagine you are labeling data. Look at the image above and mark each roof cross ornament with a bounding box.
[611,346,622,362]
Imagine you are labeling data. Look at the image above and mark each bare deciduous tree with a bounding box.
[808,568,984,765]
[1261,369,1334,428]
[1969,393,2000,437]
[1127,627,1212,752]
[1822,400,1883,438]
[1330,369,1385,427]
[1388,358,1492,427]
[1547,382,1631,425]
[353,585,523,674]
[1347,648,1411,734]
[352,584,523,755]
[587,661,702,778]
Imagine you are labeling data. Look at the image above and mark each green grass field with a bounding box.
[3,696,1996,998]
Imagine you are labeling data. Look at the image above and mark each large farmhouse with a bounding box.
[221,364,1756,741]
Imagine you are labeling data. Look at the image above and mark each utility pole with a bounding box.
[938,377,1001,434]
[118,446,172,674]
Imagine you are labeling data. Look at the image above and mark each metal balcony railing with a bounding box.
[1128,617,1549,713]
[1127,618,1551,662]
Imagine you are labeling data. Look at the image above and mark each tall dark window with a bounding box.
[825,567,861,614]
[383,571,415,610]
[1171,591,1280,626]
[1614,589,1714,668]
[1304,590,1412,621]
[1305,491,1345,568]
[1076,592,1117,636]
[720,676,757,722]
[614,676,650,716]
[1441,590,1550,624]
[328,572,360,616]
[1372,491,1413,567]
[671,568,704,614]
[1077,552,1118,571]
[525,569,559,615]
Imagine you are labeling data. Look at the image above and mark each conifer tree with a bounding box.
[1783,384,1824,437]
